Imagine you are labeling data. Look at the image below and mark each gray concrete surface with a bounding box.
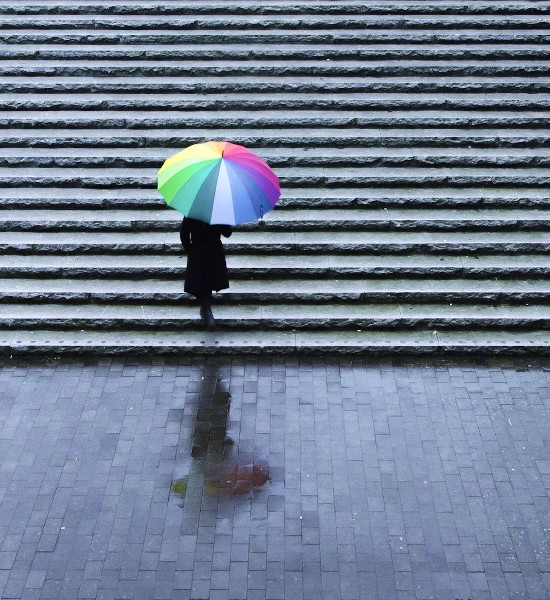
[0,356,549,599]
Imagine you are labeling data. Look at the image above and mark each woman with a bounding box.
[180,217,232,330]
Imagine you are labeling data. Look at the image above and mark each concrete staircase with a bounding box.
[1,0,549,355]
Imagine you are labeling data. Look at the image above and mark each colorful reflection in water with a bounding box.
[171,365,269,503]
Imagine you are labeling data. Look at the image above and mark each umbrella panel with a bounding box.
[210,160,236,225]
[186,160,222,223]
[159,158,219,203]
[224,160,263,224]
[169,160,220,215]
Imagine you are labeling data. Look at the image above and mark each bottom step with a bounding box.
[1,329,549,355]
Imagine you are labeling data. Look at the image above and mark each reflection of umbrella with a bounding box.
[172,459,269,499]
[212,459,269,495]
[157,141,281,225]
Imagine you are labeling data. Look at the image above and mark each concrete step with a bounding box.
[1,208,549,232]
[2,15,549,30]
[3,30,549,46]
[2,60,549,77]
[3,328,549,355]
[4,76,550,94]
[3,2,550,17]
[4,92,550,112]
[2,0,548,355]
[2,129,549,149]
[3,231,548,254]
[1,254,547,278]
[1,187,547,209]
[0,303,546,330]
[3,44,550,61]
[3,147,550,169]
[1,277,548,304]
[3,167,550,189]
[3,110,548,130]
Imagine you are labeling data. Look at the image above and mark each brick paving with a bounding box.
[0,356,549,600]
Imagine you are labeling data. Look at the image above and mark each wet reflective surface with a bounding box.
[172,364,269,503]
[1,356,549,600]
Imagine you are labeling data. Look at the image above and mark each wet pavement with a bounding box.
[0,356,549,600]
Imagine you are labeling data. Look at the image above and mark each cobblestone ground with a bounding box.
[0,356,549,600]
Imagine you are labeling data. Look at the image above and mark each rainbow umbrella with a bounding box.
[157,141,281,225]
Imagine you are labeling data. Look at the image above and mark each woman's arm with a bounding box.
[220,225,232,238]
[180,217,191,252]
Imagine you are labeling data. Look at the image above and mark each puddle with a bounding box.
[171,365,269,504]
[172,459,269,501]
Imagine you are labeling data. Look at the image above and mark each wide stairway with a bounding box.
[1,1,549,355]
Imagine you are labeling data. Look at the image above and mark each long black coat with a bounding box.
[180,217,232,296]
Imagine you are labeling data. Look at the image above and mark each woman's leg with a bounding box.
[197,292,215,330]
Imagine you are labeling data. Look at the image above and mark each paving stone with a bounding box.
[0,356,549,598]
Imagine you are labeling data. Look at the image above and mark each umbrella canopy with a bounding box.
[157,141,281,225]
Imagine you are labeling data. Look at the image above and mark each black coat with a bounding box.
[180,217,232,296]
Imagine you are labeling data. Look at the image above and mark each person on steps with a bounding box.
[180,217,232,331]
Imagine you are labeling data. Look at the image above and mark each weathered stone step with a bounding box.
[2,128,548,149]
[4,147,550,169]
[2,59,549,77]
[2,187,547,209]
[5,92,550,112]
[3,167,550,189]
[0,303,546,330]
[3,29,549,47]
[0,1,547,356]
[2,231,548,254]
[3,110,548,130]
[3,44,550,60]
[1,254,547,279]
[3,32,550,51]
[4,93,550,112]
[4,76,549,94]
[3,2,549,17]
[1,208,548,232]
[2,15,549,30]
[1,278,548,304]
[3,328,549,356]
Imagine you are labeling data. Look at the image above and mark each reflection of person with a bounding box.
[171,364,269,504]
[180,216,232,330]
